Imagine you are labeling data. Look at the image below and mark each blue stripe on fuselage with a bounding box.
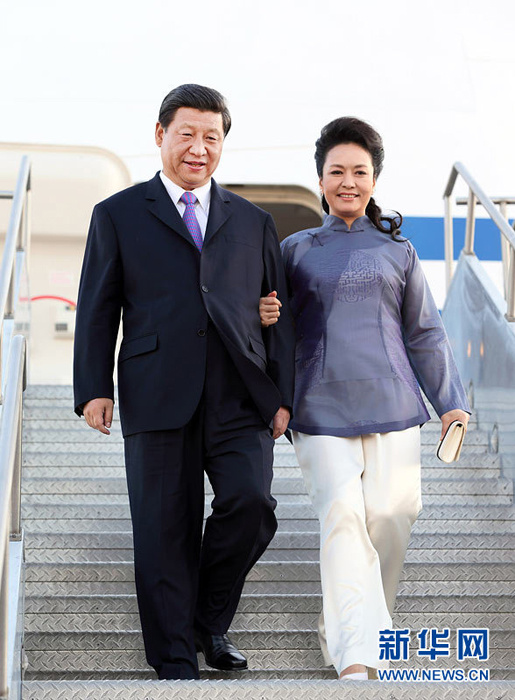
[401,216,507,260]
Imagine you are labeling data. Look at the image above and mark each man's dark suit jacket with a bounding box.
[73,173,295,437]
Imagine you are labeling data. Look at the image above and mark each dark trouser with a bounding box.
[123,327,277,680]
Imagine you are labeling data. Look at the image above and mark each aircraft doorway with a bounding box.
[222,184,322,241]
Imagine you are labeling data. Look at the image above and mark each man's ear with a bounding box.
[155,122,164,147]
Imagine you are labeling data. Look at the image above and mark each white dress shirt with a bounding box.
[159,171,211,239]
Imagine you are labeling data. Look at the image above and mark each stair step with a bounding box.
[24,637,513,663]
[22,451,500,470]
[21,463,503,481]
[21,427,490,447]
[23,596,515,633]
[23,531,515,552]
[24,668,336,680]
[25,593,515,614]
[21,678,514,700]
[21,475,511,497]
[20,502,515,522]
[24,579,515,597]
[22,547,515,564]
[25,561,515,583]
[22,478,513,506]
[21,443,492,460]
[21,517,515,538]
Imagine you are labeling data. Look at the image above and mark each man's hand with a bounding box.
[260,291,281,327]
[440,408,469,439]
[83,398,114,435]
[272,406,290,440]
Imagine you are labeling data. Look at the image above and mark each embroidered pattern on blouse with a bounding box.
[336,251,384,303]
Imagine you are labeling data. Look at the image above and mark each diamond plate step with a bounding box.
[23,595,515,633]
[21,679,514,700]
[21,444,493,461]
[21,494,513,507]
[23,531,515,552]
[20,501,515,522]
[24,669,337,681]
[21,475,511,497]
[25,593,515,615]
[20,517,515,537]
[25,561,515,584]
[22,453,502,474]
[23,638,513,665]
[24,577,515,598]
[22,547,515,565]
[21,462,504,480]
[21,427,490,448]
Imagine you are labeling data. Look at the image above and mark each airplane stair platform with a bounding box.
[20,385,515,700]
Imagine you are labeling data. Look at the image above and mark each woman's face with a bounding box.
[320,142,375,225]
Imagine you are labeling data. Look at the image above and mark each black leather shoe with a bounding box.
[194,631,248,671]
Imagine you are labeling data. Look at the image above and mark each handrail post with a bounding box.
[9,402,22,541]
[0,329,3,406]
[0,539,8,697]
[5,271,14,321]
[464,188,476,254]
[444,194,454,292]
[506,246,515,322]
[17,200,25,252]
[499,201,511,301]
[0,336,26,699]
[24,188,31,255]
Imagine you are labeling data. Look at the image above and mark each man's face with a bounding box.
[155,107,224,190]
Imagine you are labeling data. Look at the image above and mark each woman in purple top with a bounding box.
[260,117,470,680]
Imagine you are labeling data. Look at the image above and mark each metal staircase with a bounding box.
[20,385,515,699]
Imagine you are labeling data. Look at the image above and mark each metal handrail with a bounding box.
[456,196,515,206]
[443,161,515,321]
[0,335,26,697]
[0,156,31,699]
[0,155,31,400]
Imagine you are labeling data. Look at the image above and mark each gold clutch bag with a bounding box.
[436,420,466,463]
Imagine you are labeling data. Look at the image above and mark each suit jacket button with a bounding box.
[197,329,206,337]
[201,285,209,293]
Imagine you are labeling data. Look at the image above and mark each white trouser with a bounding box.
[293,427,422,674]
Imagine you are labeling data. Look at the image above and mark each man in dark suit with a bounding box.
[73,84,295,681]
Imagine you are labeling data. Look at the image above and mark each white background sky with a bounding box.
[2,0,514,216]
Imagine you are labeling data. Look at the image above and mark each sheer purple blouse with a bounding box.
[281,215,470,437]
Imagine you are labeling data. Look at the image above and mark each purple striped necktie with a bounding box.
[180,191,203,251]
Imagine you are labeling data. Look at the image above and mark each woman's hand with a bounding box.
[440,409,470,439]
[260,291,282,327]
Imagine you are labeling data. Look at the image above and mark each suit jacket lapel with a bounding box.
[204,180,232,247]
[145,173,197,249]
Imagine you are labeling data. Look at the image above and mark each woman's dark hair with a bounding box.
[314,117,402,238]
[158,83,231,136]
